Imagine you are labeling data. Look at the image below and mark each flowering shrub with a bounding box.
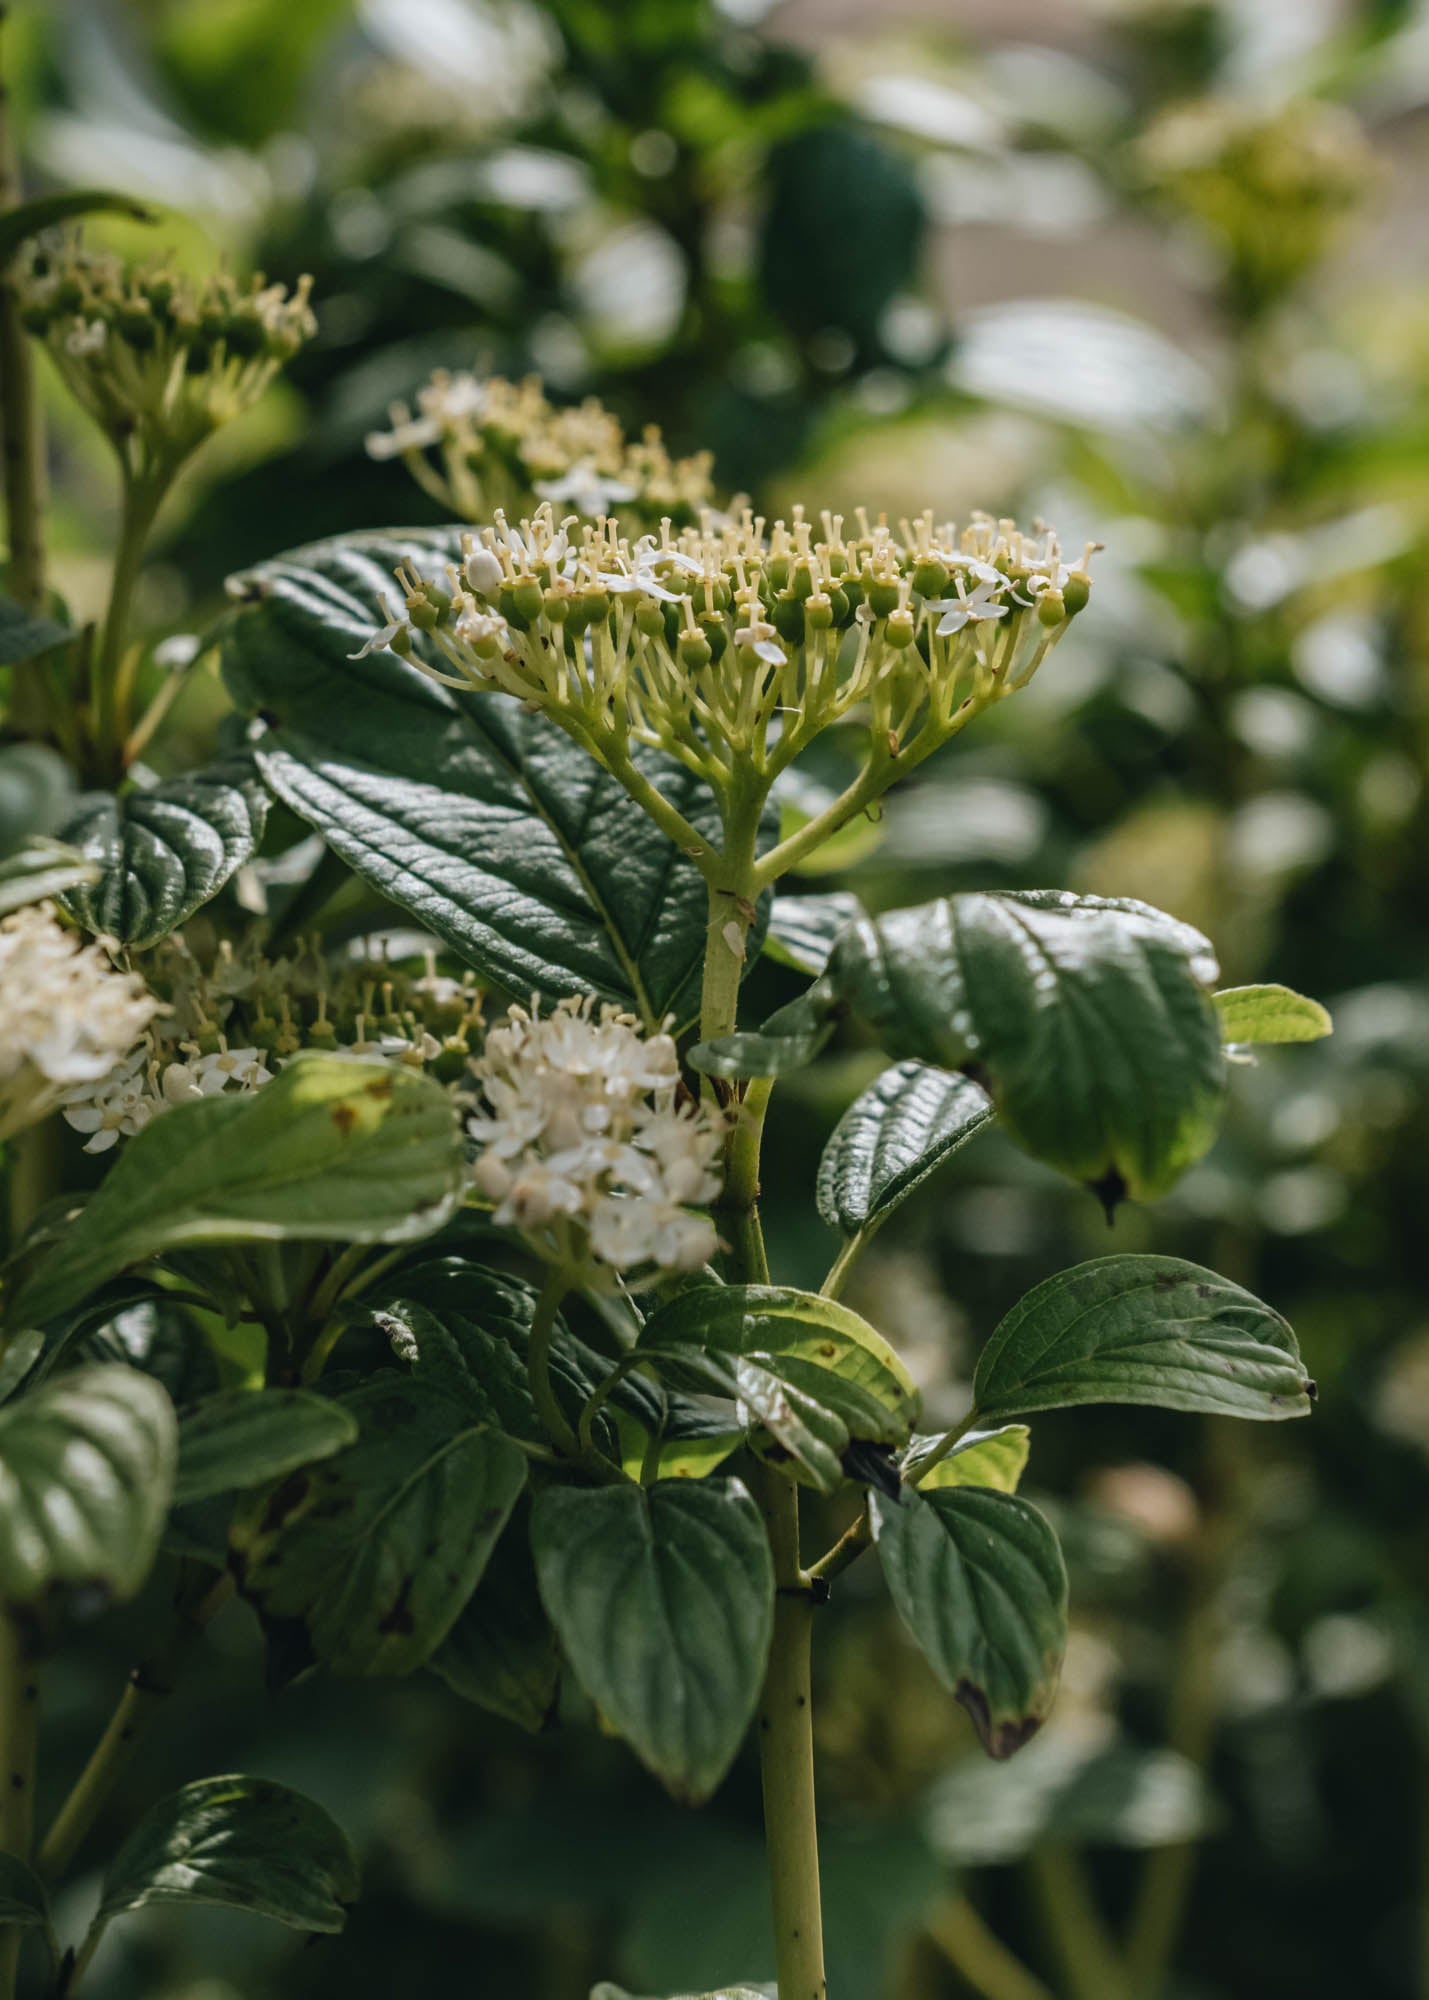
[0,38,1344,2000]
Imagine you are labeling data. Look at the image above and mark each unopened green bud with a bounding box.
[771,593,805,645]
[678,630,712,672]
[511,577,545,623]
[699,613,728,662]
[825,583,852,626]
[867,576,901,620]
[911,556,949,598]
[543,587,570,622]
[885,608,916,649]
[765,556,790,591]
[1036,590,1066,628]
[1062,573,1091,616]
[498,586,530,632]
[805,592,835,632]
[788,560,817,601]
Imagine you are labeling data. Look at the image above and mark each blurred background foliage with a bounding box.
[7,0,1429,1994]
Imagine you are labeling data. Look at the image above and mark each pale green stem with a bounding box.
[0,7,47,640]
[924,1892,1058,2000]
[0,1612,39,1999]
[1027,1847,1132,2000]
[754,1464,826,2000]
[527,1265,580,1462]
[805,1409,981,1588]
[90,465,166,784]
[818,1232,864,1302]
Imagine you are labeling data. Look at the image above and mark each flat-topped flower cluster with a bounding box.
[356,499,1094,785]
[16,238,317,465]
[469,995,724,1280]
[0,902,157,1144]
[366,369,715,530]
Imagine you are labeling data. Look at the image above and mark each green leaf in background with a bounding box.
[230,1375,527,1676]
[688,984,838,1080]
[59,758,269,947]
[532,1478,774,1804]
[221,532,769,1026]
[0,1328,45,1405]
[763,891,864,976]
[1214,983,1332,1045]
[0,1365,176,1603]
[638,1284,919,1494]
[0,741,72,854]
[592,1988,774,1999]
[906,1423,1031,1494]
[973,1254,1314,1422]
[871,1484,1068,1760]
[924,1734,1218,1866]
[96,1775,357,1932]
[0,187,153,267]
[0,1854,50,1928]
[13,1053,464,1327]
[429,1503,560,1733]
[174,1388,360,1505]
[0,837,97,915]
[824,891,1225,1203]
[816,1061,994,1239]
[0,599,71,671]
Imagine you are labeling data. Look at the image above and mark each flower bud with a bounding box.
[1036,589,1066,628]
[678,630,712,673]
[511,576,545,624]
[770,593,805,644]
[464,546,505,597]
[911,556,949,598]
[1062,572,1091,616]
[884,608,916,649]
[634,598,666,637]
[867,576,901,620]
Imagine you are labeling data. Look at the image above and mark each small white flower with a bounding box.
[2,905,157,1142]
[926,573,1010,636]
[463,544,506,597]
[64,319,107,358]
[734,618,786,669]
[348,596,411,661]
[193,1046,272,1094]
[534,460,639,518]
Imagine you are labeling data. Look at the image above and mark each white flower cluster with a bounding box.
[468,996,724,1279]
[62,1038,273,1155]
[365,370,714,529]
[0,904,158,1144]
[359,500,1094,785]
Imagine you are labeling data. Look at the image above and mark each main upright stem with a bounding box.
[0,1612,40,1999]
[699,825,828,2000]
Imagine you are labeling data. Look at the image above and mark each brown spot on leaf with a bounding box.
[1087,1166,1128,1226]
[331,1103,358,1136]
[364,1076,394,1100]
[377,1578,417,1635]
[259,1471,311,1537]
[955,1679,1046,1761]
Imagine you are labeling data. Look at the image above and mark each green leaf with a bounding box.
[533,1477,774,1803]
[925,1736,1217,1866]
[872,1484,1068,1759]
[13,1053,464,1328]
[0,1854,50,1928]
[0,1365,176,1603]
[764,891,864,975]
[174,1389,360,1506]
[638,1284,919,1494]
[96,1775,357,1932]
[817,1061,993,1238]
[823,891,1225,1202]
[0,1328,45,1405]
[907,1423,1031,1494]
[221,532,769,1028]
[592,1988,774,2000]
[0,837,96,915]
[0,742,72,855]
[0,188,153,267]
[973,1255,1314,1422]
[59,758,269,947]
[1214,983,1332,1046]
[429,1503,560,1732]
[688,983,837,1080]
[230,1376,527,1676]
[0,598,70,670]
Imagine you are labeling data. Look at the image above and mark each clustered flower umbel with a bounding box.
[60,930,483,1153]
[1140,97,1379,305]
[0,903,157,1145]
[366,370,715,530]
[353,501,1094,788]
[469,996,724,1282]
[16,237,317,470]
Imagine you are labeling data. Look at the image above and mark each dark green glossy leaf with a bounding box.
[429,1503,560,1732]
[60,758,269,947]
[592,1988,773,2000]
[533,1477,774,1803]
[1214,983,1332,1045]
[0,599,70,670]
[0,1854,50,1928]
[0,741,71,854]
[905,1423,1031,1494]
[174,1388,359,1506]
[872,1484,1068,1759]
[221,532,769,1027]
[230,1375,526,1676]
[824,891,1225,1201]
[816,1060,993,1238]
[0,1328,45,1404]
[638,1283,918,1494]
[973,1255,1314,1422]
[14,1054,464,1327]
[97,1776,357,1932]
[0,837,96,915]
[0,1365,176,1602]
[764,891,864,975]
[0,188,152,266]
[687,982,837,1080]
